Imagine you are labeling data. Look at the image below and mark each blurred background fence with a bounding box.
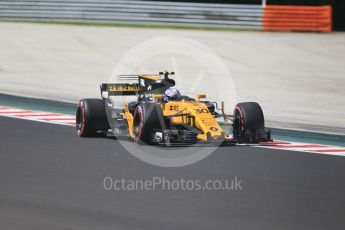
[0,0,338,31]
[0,0,263,29]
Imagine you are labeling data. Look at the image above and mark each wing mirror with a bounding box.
[196,93,206,101]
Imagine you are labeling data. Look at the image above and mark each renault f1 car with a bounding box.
[76,71,271,145]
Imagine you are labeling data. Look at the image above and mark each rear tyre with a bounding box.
[133,102,164,145]
[76,99,110,137]
[233,102,265,143]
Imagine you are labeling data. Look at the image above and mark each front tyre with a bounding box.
[133,102,164,145]
[233,102,268,143]
[76,99,110,137]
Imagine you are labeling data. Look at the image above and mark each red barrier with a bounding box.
[263,5,332,32]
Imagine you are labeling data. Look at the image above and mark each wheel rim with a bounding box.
[235,107,244,132]
[133,107,143,143]
[76,105,84,135]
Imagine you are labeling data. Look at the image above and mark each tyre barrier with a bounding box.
[263,5,332,32]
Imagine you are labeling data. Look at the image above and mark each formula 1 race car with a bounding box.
[76,71,271,145]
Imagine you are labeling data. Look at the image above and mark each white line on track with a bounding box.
[0,105,344,157]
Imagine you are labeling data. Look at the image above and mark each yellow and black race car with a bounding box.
[76,71,271,145]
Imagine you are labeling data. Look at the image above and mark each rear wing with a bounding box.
[100,71,175,97]
[100,83,144,96]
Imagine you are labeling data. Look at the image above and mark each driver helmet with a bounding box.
[163,87,181,101]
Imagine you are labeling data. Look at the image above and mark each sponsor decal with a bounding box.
[195,108,209,114]
[169,105,179,111]
[108,84,143,92]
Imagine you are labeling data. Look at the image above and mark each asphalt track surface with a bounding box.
[1,116,345,230]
